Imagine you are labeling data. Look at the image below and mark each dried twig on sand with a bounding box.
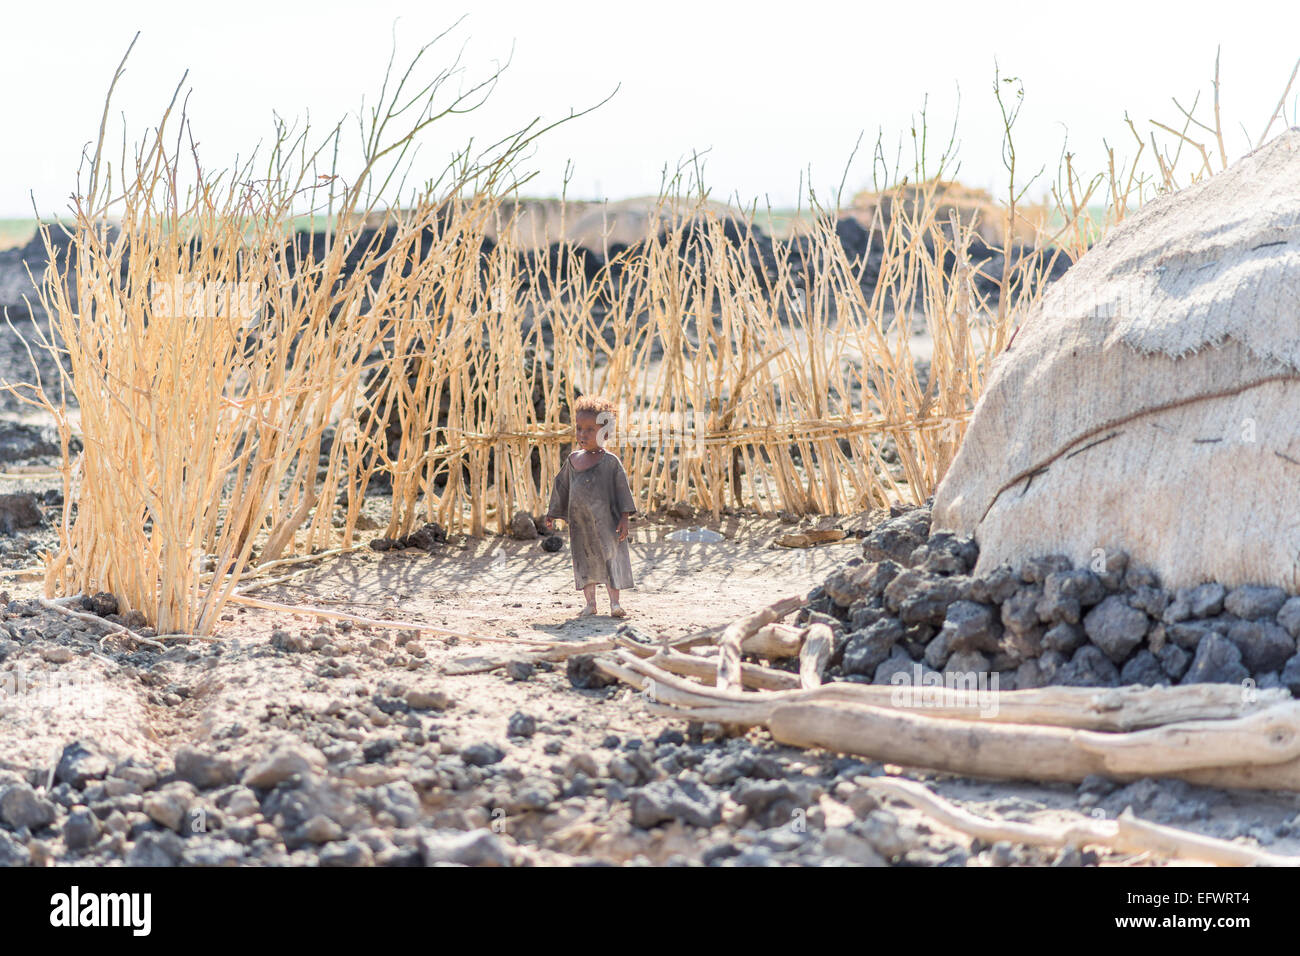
[865,776,1300,867]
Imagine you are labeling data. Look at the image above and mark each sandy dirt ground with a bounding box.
[4,505,1300,867]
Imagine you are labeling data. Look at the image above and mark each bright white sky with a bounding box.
[1,0,1298,218]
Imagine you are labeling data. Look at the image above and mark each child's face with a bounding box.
[575,412,605,451]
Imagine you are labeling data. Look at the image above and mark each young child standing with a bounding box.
[544,395,637,617]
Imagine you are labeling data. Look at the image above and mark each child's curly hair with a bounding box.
[573,395,616,420]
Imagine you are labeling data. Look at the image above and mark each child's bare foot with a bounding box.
[578,603,598,617]
[609,602,626,618]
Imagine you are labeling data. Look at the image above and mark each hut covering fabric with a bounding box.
[931,128,1300,590]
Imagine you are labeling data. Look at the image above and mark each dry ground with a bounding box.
[5,509,1300,866]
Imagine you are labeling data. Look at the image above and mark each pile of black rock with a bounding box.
[804,504,1300,694]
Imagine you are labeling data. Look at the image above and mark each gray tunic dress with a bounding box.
[546,451,637,590]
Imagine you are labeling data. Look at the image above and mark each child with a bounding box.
[544,395,637,617]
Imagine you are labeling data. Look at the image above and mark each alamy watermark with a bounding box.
[889,664,1000,718]
[150,276,260,321]
[0,666,108,719]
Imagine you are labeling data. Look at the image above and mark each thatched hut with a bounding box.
[932,128,1300,590]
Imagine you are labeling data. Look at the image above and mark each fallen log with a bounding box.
[645,646,799,691]
[601,651,1287,731]
[742,623,805,659]
[716,595,805,692]
[767,699,1300,788]
[862,776,1300,866]
[773,529,847,548]
[798,623,832,689]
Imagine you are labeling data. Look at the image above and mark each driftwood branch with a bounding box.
[798,623,833,689]
[601,651,1284,730]
[716,595,804,692]
[767,699,1300,789]
[742,622,806,659]
[864,776,1299,866]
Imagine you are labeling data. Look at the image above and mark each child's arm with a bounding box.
[611,456,636,541]
[544,459,570,530]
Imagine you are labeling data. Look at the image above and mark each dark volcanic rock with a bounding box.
[1018,554,1072,584]
[1225,619,1294,674]
[567,654,618,689]
[55,742,111,789]
[1182,633,1250,685]
[968,565,1019,604]
[0,493,42,534]
[842,618,904,676]
[173,746,237,790]
[1083,595,1148,663]
[1038,569,1107,624]
[629,779,722,829]
[1278,597,1300,638]
[883,571,968,625]
[861,509,930,565]
[0,421,64,463]
[1119,649,1169,686]
[1057,645,1120,687]
[1042,622,1085,655]
[1163,583,1226,623]
[824,560,899,608]
[1223,585,1287,621]
[939,600,1001,653]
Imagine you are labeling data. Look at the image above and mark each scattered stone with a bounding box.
[242,746,324,789]
[0,493,42,534]
[1280,653,1300,696]
[509,511,540,540]
[1119,649,1168,686]
[939,600,1001,653]
[125,830,185,867]
[630,779,722,829]
[506,712,537,738]
[142,783,195,832]
[0,830,29,867]
[62,806,100,850]
[320,838,374,867]
[1042,621,1085,655]
[404,687,450,711]
[55,742,111,789]
[173,746,237,790]
[968,566,1019,605]
[824,560,899,607]
[1156,642,1191,680]
[567,654,618,689]
[0,783,57,830]
[419,828,510,866]
[505,660,535,681]
[1279,598,1300,639]
[842,618,903,676]
[541,535,564,552]
[461,743,505,767]
[82,592,119,617]
[1018,554,1072,584]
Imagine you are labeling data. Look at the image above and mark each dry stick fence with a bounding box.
[364,181,1058,538]
[7,43,1268,635]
